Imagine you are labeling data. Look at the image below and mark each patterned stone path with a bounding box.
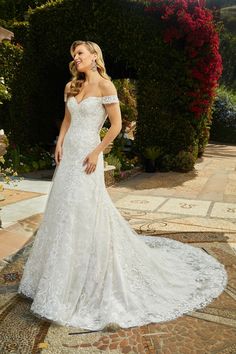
[0,229,235,353]
[1,142,236,353]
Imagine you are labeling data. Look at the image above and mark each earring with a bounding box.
[91,59,97,72]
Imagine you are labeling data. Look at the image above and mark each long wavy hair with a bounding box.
[67,40,111,97]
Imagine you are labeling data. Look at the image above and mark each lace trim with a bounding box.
[102,95,119,104]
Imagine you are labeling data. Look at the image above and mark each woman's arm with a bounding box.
[56,106,71,146]
[56,82,72,146]
[93,80,122,155]
[54,82,71,165]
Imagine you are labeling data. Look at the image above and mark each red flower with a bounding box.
[144,0,222,120]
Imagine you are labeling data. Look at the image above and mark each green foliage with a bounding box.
[220,6,236,34]
[105,148,139,172]
[105,154,122,172]
[0,0,49,21]
[1,0,225,172]
[219,29,236,90]
[0,40,24,137]
[143,146,161,160]
[158,154,175,172]
[210,85,236,144]
[173,151,196,172]
[4,142,55,172]
[99,127,108,139]
[0,82,11,104]
[0,40,23,93]
[206,0,236,8]
[0,19,30,47]
[113,78,137,123]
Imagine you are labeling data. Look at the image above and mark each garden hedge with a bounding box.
[2,0,224,171]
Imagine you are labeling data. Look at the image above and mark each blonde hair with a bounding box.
[67,40,111,97]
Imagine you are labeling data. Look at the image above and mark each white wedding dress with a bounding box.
[18,94,228,330]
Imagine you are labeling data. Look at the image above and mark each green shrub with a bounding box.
[0,81,11,104]
[173,150,196,172]
[0,40,24,138]
[113,78,137,123]
[105,154,122,172]
[1,0,224,173]
[0,0,49,21]
[219,29,236,90]
[4,142,55,172]
[210,85,236,144]
[143,146,161,160]
[0,40,23,95]
[158,154,175,172]
[220,5,236,35]
[0,19,30,47]
[190,142,199,160]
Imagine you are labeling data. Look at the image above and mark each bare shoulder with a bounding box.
[99,79,117,96]
[64,81,72,93]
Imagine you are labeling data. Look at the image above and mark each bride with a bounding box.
[18,40,228,331]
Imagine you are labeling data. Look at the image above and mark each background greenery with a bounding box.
[209,3,236,143]
[0,0,235,173]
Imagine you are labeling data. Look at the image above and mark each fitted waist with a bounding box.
[62,128,101,159]
[70,121,102,134]
[66,127,101,142]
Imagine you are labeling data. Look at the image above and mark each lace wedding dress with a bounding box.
[18,94,228,330]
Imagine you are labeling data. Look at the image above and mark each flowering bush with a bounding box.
[144,0,223,119]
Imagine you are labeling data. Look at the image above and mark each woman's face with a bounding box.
[73,44,97,72]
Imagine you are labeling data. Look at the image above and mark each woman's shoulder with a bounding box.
[64,80,72,93]
[64,81,73,102]
[98,78,117,97]
[98,79,119,105]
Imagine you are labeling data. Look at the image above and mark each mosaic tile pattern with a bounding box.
[115,195,166,211]
[158,198,211,216]
[211,202,236,219]
[0,230,235,354]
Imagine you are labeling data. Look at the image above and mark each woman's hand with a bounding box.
[54,143,63,165]
[83,150,99,174]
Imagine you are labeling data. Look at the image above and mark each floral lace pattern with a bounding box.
[18,95,228,331]
[101,95,119,104]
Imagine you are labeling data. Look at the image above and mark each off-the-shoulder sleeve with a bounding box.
[102,95,119,104]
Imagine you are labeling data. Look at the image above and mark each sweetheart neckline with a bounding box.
[71,96,103,106]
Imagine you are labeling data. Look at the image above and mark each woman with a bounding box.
[18,40,228,331]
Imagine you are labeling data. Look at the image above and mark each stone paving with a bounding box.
[0,142,236,353]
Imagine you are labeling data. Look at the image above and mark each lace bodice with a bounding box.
[65,94,119,133]
[62,94,119,166]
